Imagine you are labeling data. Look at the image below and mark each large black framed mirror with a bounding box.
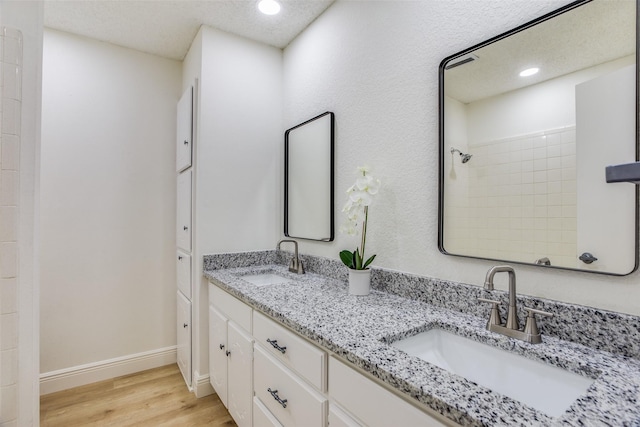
[284,111,335,241]
[439,0,638,275]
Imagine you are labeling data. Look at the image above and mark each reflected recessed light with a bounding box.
[258,0,281,15]
[519,67,539,77]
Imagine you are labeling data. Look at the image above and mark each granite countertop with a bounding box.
[203,264,640,426]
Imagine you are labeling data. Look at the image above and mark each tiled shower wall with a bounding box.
[446,126,577,268]
[0,27,22,426]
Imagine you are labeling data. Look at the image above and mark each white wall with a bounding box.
[182,26,282,384]
[283,0,640,316]
[40,30,181,376]
[0,1,43,424]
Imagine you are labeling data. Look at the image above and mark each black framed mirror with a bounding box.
[439,0,638,275]
[284,111,335,241]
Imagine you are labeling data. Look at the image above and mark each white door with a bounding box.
[176,169,192,252]
[176,86,193,172]
[576,64,636,273]
[177,291,192,386]
[227,322,253,427]
[209,306,229,407]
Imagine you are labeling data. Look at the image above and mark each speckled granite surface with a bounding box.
[203,251,640,426]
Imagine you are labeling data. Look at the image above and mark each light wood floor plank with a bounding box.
[41,364,236,427]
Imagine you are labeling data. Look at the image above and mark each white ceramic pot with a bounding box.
[348,268,371,295]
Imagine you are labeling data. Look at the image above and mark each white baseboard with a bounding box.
[40,346,177,395]
[193,370,214,398]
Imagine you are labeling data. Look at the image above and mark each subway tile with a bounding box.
[534,147,547,160]
[546,133,562,146]
[0,384,17,423]
[547,205,562,218]
[521,160,533,172]
[548,218,563,230]
[2,64,21,101]
[547,181,562,194]
[0,170,18,205]
[1,348,17,386]
[0,313,18,350]
[533,135,547,148]
[0,278,17,314]
[1,134,19,170]
[2,29,22,66]
[547,168,562,181]
[1,99,21,136]
[0,242,17,278]
[561,143,576,156]
[561,129,576,144]
[534,182,547,194]
[534,170,547,183]
[562,167,576,181]
[562,179,577,193]
[562,205,577,218]
[547,144,562,158]
[533,158,547,171]
[562,155,576,169]
[534,194,548,206]
[0,206,17,241]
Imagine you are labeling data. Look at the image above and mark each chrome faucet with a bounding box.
[276,239,305,274]
[479,265,553,344]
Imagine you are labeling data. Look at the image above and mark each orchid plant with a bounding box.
[339,166,381,270]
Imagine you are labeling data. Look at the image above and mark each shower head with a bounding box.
[450,148,472,164]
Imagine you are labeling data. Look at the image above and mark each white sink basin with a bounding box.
[391,329,594,417]
[241,272,292,287]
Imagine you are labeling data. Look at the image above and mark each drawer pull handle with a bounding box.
[219,344,225,350]
[267,388,287,408]
[266,338,287,354]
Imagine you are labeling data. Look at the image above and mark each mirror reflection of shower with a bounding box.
[450,147,472,163]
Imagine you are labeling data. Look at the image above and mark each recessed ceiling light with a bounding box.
[519,67,539,77]
[258,0,281,15]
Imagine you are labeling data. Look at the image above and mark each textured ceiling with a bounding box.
[43,0,335,60]
[444,0,636,104]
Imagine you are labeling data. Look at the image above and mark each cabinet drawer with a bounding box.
[329,403,362,427]
[254,345,327,427]
[253,396,283,427]
[210,285,252,333]
[329,356,450,427]
[176,250,191,299]
[253,311,326,391]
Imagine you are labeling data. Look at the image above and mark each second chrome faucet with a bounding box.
[277,239,305,274]
[479,265,553,344]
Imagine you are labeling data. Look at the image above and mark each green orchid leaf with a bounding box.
[363,254,376,269]
[339,250,354,268]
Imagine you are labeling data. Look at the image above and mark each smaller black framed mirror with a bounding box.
[284,112,335,241]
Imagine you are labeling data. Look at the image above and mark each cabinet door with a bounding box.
[176,86,193,172]
[176,250,191,299]
[209,306,229,407]
[176,169,192,251]
[177,291,192,387]
[227,321,253,427]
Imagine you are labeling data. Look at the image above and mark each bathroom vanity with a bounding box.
[204,251,640,426]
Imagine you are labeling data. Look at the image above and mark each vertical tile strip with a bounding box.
[0,25,22,426]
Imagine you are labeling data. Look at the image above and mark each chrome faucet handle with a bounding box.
[523,307,553,344]
[478,298,503,327]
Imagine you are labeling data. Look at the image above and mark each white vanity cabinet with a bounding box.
[176,169,192,252]
[208,282,453,427]
[209,285,253,427]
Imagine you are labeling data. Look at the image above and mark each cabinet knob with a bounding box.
[183,140,189,145]
[183,323,188,328]
[183,226,189,231]
[219,344,225,350]
[178,256,183,260]
[225,350,231,357]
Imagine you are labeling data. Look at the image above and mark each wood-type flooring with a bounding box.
[40,364,236,426]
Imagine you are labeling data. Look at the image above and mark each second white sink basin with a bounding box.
[391,328,594,417]
[241,272,292,287]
